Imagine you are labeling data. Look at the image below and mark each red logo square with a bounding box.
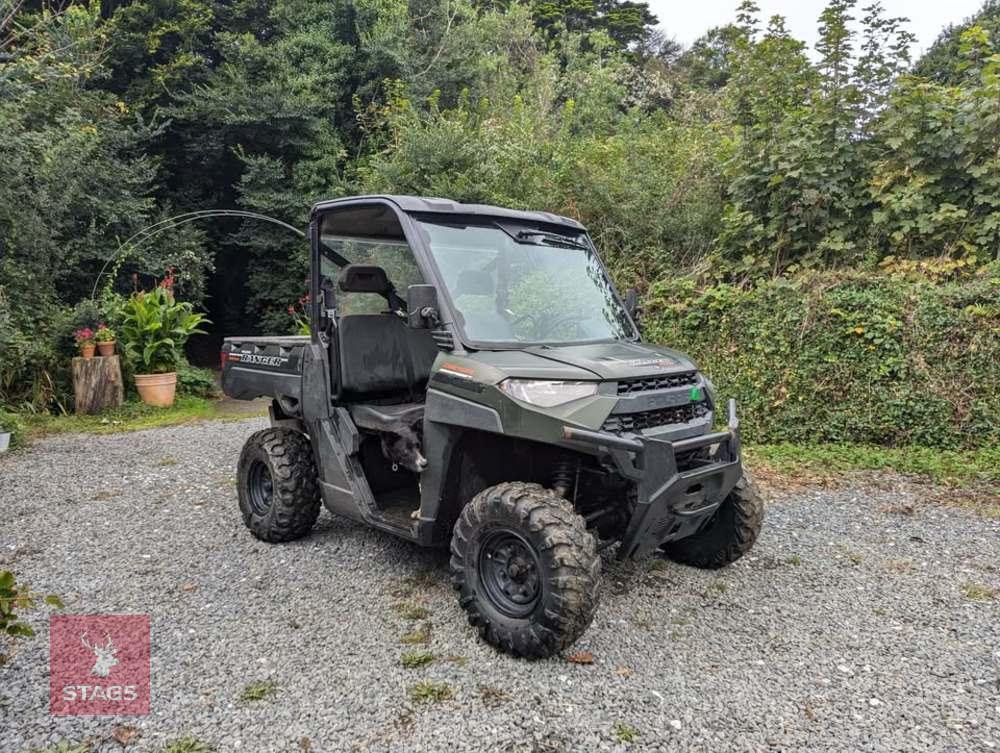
[50,614,150,716]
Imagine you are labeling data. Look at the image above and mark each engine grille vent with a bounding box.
[617,372,698,395]
[602,403,709,434]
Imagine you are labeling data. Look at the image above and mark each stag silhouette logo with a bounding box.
[80,631,119,677]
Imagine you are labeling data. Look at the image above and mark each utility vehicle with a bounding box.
[221,195,762,658]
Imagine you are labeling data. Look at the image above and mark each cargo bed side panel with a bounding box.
[221,336,307,411]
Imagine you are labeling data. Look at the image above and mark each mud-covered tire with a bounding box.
[660,471,763,569]
[237,428,321,543]
[450,482,600,659]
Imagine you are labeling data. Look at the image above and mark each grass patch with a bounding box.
[747,443,1000,487]
[20,397,265,441]
[159,738,214,753]
[400,651,435,669]
[400,624,432,645]
[960,582,997,601]
[786,555,802,567]
[238,679,279,702]
[613,722,639,743]
[408,681,453,704]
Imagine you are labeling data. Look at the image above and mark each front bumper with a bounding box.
[563,398,744,560]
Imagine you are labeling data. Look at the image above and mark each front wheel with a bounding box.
[450,482,600,659]
[660,471,763,569]
[237,428,321,543]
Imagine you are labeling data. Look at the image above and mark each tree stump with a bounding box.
[72,355,124,415]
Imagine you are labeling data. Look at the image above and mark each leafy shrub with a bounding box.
[0,570,63,665]
[644,265,1000,449]
[177,359,219,398]
[120,286,209,374]
[0,410,26,449]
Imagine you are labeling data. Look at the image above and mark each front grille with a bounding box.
[617,372,698,395]
[602,402,709,434]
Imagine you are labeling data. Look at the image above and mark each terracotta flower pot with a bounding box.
[97,341,116,357]
[80,343,96,359]
[134,372,177,407]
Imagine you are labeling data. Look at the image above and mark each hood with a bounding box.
[524,341,698,380]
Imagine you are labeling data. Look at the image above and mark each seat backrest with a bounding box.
[336,314,437,401]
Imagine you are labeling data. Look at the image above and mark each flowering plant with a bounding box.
[74,327,95,347]
[288,293,311,336]
[94,324,116,342]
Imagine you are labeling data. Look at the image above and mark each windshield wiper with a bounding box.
[513,230,589,250]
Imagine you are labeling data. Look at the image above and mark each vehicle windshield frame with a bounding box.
[412,213,639,350]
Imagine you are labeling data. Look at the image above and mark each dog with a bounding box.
[380,423,427,473]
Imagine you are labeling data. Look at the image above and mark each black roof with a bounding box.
[311,194,585,231]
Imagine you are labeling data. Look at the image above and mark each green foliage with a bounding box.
[408,681,453,703]
[612,722,639,743]
[400,650,436,668]
[120,287,209,374]
[747,442,1000,486]
[94,325,116,343]
[0,1,213,411]
[645,267,1000,449]
[239,679,279,702]
[0,409,26,449]
[20,396,257,439]
[1,0,998,454]
[871,34,1000,259]
[176,359,220,398]
[913,0,1000,84]
[0,570,63,645]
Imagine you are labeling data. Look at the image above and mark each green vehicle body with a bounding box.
[221,195,756,657]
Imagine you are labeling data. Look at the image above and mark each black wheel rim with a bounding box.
[478,528,543,618]
[247,459,274,516]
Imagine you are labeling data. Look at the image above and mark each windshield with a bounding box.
[417,218,637,347]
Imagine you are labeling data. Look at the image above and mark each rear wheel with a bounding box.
[450,482,600,659]
[237,428,321,543]
[660,471,763,569]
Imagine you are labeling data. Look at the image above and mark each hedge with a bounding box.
[642,265,1000,450]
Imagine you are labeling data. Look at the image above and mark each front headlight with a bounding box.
[702,375,716,404]
[498,379,598,407]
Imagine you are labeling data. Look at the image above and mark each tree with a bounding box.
[913,0,999,84]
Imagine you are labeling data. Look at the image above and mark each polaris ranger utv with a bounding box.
[221,195,762,658]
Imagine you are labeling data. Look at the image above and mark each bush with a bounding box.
[644,265,1000,449]
[0,410,25,449]
[177,359,220,398]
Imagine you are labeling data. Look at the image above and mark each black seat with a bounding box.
[348,403,424,433]
[336,314,437,401]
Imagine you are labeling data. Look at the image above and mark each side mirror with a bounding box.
[407,284,439,329]
[624,287,641,323]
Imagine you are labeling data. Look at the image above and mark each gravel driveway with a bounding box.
[1,418,997,753]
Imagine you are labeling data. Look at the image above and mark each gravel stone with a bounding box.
[1,418,998,752]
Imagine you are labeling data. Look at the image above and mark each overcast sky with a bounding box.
[647,0,988,59]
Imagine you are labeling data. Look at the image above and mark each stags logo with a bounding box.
[80,631,118,677]
[50,615,150,716]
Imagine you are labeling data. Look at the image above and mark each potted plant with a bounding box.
[121,285,209,407]
[94,324,116,357]
[74,327,96,359]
